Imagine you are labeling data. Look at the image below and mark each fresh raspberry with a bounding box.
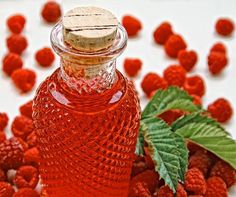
[12,115,34,140]
[0,132,6,143]
[188,151,212,177]
[144,154,155,170]
[0,168,6,181]
[141,72,167,97]
[184,168,206,195]
[153,22,174,45]
[41,1,62,23]
[191,94,202,106]
[16,137,28,151]
[187,142,205,156]
[26,132,37,148]
[164,34,187,58]
[2,53,23,76]
[163,65,186,87]
[6,34,28,55]
[123,58,142,77]
[13,188,39,197]
[157,184,187,197]
[205,177,227,197]
[210,42,227,54]
[210,160,236,187]
[0,137,24,170]
[129,182,151,197]
[158,110,184,125]
[35,47,55,67]
[122,15,142,37]
[131,156,147,177]
[130,170,159,194]
[178,50,198,72]
[19,100,33,119]
[0,181,15,197]
[24,148,40,167]
[183,75,205,97]
[14,165,39,189]
[208,52,228,75]
[0,113,9,131]
[11,68,36,93]
[7,14,26,34]
[207,98,233,123]
[215,18,234,36]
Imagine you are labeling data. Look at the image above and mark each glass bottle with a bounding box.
[33,7,140,197]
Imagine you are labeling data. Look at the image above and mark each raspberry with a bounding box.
[163,65,186,87]
[14,166,39,189]
[205,177,227,197]
[41,1,62,23]
[141,72,167,97]
[184,168,206,195]
[215,18,234,36]
[178,50,198,72]
[157,184,187,197]
[0,113,9,131]
[0,132,6,143]
[188,196,203,197]
[26,132,37,148]
[187,142,205,156]
[207,98,233,123]
[188,151,212,177]
[129,182,151,197]
[144,154,155,170]
[164,34,187,58]
[191,94,202,106]
[13,188,39,197]
[40,189,49,197]
[130,170,159,194]
[2,53,23,76]
[208,52,228,75]
[153,22,174,45]
[0,137,24,170]
[210,160,236,187]
[131,156,147,177]
[16,137,28,151]
[0,168,6,181]
[24,148,40,167]
[6,34,28,55]
[122,15,142,37]
[11,68,36,93]
[210,42,227,54]
[0,181,15,197]
[123,58,142,77]
[35,47,55,67]
[19,100,33,119]
[183,75,205,97]
[12,115,34,140]
[158,110,184,125]
[7,14,26,34]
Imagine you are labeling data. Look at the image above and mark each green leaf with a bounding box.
[135,122,145,155]
[142,87,199,119]
[142,117,181,192]
[175,114,236,169]
[173,133,188,182]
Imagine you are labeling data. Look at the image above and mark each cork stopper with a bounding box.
[62,6,118,51]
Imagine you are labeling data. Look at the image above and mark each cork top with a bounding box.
[62,7,118,52]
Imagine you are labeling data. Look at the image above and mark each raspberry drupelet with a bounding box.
[183,75,205,97]
[153,22,174,45]
[163,65,186,87]
[178,50,198,72]
[122,15,142,37]
[41,1,62,23]
[0,113,9,131]
[6,34,28,55]
[129,182,151,197]
[205,177,227,197]
[123,58,142,77]
[215,18,235,36]
[0,181,15,197]
[208,52,228,75]
[164,34,187,58]
[207,98,233,123]
[35,47,55,67]
[210,42,227,54]
[2,53,23,76]
[7,14,26,34]
[157,184,187,197]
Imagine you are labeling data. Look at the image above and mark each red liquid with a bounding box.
[33,69,140,197]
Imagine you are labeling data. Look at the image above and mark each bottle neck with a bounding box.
[60,57,117,94]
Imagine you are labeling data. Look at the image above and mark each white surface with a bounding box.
[0,0,235,195]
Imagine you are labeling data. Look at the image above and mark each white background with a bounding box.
[0,0,235,195]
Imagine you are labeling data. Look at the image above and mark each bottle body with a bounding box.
[33,68,140,196]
